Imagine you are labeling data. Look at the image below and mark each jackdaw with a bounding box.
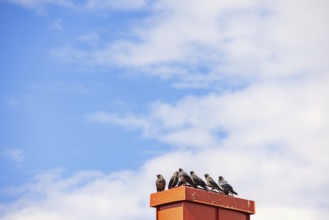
[190,171,208,191]
[168,171,179,189]
[178,168,196,187]
[218,176,238,195]
[156,174,166,192]
[204,173,222,193]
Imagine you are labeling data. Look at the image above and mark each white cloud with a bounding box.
[87,74,329,151]
[49,0,329,88]
[3,148,25,163]
[0,169,154,220]
[1,139,328,220]
[86,111,150,129]
[84,0,149,11]
[256,206,328,220]
[77,33,100,48]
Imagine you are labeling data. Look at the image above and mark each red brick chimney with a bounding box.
[150,186,255,220]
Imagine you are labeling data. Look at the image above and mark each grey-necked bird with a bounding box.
[204,173,222,193]
[190,171,208,190]
[218,176,238,195]
[178,168,195,187]
[168,171,179,189]
[156,174,166,192]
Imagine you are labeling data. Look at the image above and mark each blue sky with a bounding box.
[1,0,329,220]
[0,0,178,181]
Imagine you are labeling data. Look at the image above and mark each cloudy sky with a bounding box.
[1,0,328,219]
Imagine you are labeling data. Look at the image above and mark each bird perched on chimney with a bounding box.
[204,173,222,193]
[218,176,238,195]
[190,171,208,191]
[177,173,186,186]
[178,168,196,187]
[168,171,179,189]
[156,174,166,192]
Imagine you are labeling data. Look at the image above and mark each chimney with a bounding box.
[150,186,255,220]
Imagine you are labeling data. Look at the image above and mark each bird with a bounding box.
[178,168,196,187]
[177,174,186,186]
[204,173,222,193]
[218,176,238,195]
[156,174,166,192]
[190,171,208,190]
[168,171,179,189]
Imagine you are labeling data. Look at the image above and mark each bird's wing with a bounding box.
[183,173,194,184]
[223,183,233,190]
[210,178,221,190]
[199,178,207,186]
[191,175,199,184]
[168,176,174,188]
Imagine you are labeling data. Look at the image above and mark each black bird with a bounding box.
[204,173,222,193]
[168,171,179,189]
[218,176,238,195]
[178,168,196,187]
[190,171,208,190]
[156,174,166,192]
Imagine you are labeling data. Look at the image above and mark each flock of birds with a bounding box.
[156,168,238,196]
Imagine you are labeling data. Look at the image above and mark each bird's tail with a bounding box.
[232,190,238,195]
